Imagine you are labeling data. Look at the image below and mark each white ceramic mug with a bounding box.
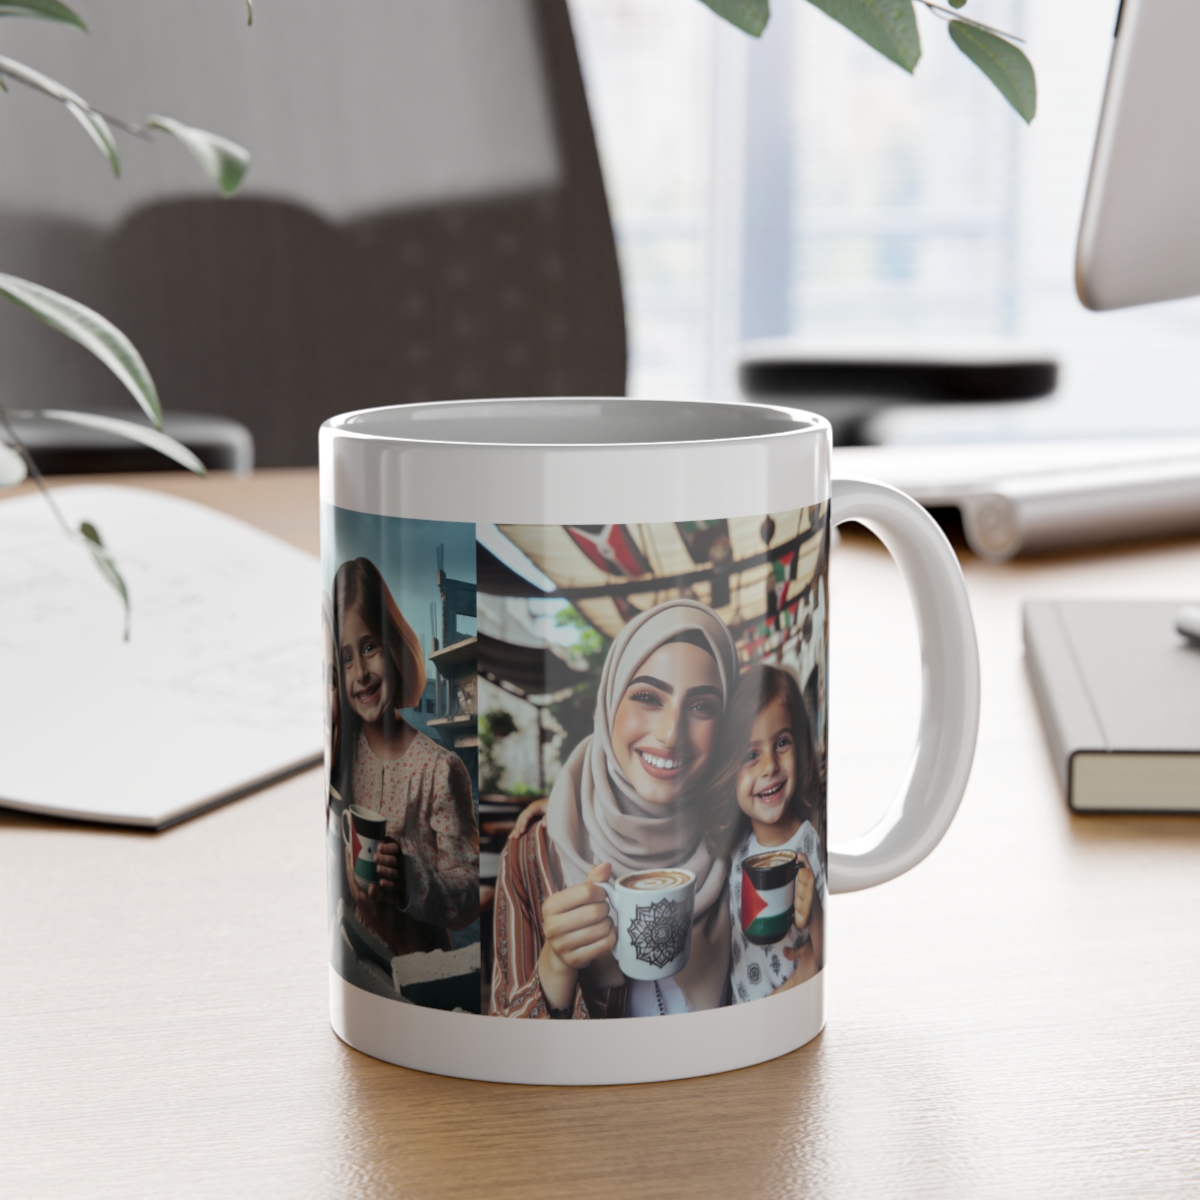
[321,397,979,1086]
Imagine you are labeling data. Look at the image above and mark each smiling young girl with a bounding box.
[491,600,738,1019]
[334,557,478,955]
[704,664,826,1003]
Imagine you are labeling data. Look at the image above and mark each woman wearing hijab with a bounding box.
[491,599,738,1018]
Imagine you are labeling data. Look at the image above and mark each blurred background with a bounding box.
[570,0,1200,441]
[3,0,1196,467]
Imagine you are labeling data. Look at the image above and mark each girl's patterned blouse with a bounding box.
[351,728,478,930]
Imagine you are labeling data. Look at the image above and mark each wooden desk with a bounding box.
[3,470,1199,1198]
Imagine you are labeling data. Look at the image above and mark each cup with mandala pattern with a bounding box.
[601,869,697,982]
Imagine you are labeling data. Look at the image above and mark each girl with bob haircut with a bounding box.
[702,663,826,1003]
[334,557,479,955]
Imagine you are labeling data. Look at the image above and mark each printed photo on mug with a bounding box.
[323,501,829,1023]
[322,507,481,1013]
[481,507,829,1019]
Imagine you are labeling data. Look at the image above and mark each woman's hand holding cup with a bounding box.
[538,862,617,1013]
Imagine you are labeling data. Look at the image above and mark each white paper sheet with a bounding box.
[0,485,321,828]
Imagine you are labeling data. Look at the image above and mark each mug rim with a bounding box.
[322,396,828,451]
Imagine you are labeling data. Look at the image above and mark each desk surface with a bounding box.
[3,469,1199,1199]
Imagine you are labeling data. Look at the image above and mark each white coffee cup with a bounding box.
[601,869,697,982]
[321,397,980,1086]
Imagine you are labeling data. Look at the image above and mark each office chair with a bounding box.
[0,0,626,469]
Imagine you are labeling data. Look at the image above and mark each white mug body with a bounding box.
[320,397,980,1087]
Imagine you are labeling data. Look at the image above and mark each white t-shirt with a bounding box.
[728,820,826,1005]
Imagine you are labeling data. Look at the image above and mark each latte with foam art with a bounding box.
[745,850,798,872]
[621,869,692,891]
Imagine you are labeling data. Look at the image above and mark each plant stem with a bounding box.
[0,404,79,543]
[915,0,1026,43]
[0,404,133,639]
[91,109,153,140]
[0,64,153,138]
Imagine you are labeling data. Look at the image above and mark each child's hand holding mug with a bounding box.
[345,838,410,958]
[792,852,815,930]
[341,804,409,932]
[346,838,406,914]
[370,838,405,901]
[538,862,617,1012]
[781,852,823,986]
[777,854,825,993]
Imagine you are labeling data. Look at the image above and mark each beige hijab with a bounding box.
[545,599,737,1012]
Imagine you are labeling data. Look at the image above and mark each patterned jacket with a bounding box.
[490,818,626,1019]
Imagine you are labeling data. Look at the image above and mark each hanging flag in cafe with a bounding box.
[768,549,798,617]
[565,525,652,578]
[677,520,733,606]
[495,509,826,642]
[676,520,733,567]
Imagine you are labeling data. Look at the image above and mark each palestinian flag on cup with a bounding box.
[740,850,800,946]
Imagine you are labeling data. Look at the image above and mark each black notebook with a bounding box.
[1024,599,1200,812]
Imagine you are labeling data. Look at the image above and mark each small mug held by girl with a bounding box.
[334,557,479,955]
[705,663,826,1003]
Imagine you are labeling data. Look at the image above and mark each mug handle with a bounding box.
[827,477,980,894]
[341,807,352,849]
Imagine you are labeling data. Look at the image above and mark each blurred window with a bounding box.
[569,0,1200,440]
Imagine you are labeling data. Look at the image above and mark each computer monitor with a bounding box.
[1076,0,1200,310]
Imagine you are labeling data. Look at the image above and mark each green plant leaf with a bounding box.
[805,0,920,72]
[0,0,86,29]
[246,0,253,26]
[699,0,770,36]
[0,273,162,426]
[147,115,250,196]
[0,55,120,175]
[0,438,28,486]
[37,409,207,475]
[949,19,1035,122]
[79,520,131,640]
[948,0,966,7]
